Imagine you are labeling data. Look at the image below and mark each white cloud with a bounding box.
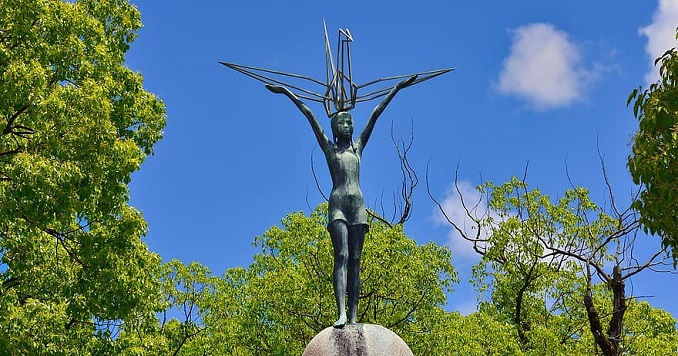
[433,180,493,261]
[639,0,678,84]
[496,23,588,110]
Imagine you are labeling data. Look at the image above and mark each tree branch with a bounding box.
[387,289,427,328]
[390,118,417,226]
[3,104,30,135]
[309,145,328,202]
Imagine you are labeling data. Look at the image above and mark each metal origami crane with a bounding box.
[220,21,454,118]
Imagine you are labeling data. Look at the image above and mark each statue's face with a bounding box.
[332,112,353,140]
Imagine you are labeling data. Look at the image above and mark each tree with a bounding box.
[131,201,676,355]
[118,260,218,356]
[425,310,525,355]
[166,204,458,355]
[628,29,678,261]
[0,0,165,353]
[430,175,676,355]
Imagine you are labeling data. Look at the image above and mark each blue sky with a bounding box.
[126,1,678,316]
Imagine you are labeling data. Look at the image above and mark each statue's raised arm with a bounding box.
[266,84,332,151]
[355,75,418,154]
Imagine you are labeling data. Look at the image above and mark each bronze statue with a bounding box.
[265,75,416,327]
[222,23,452,328]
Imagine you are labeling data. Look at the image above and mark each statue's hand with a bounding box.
[265,83,287,94]
[397,75,418,89]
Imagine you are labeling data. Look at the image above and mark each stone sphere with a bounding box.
[302,323,413,356]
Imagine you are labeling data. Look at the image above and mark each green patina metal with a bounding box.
[223,24,451,328]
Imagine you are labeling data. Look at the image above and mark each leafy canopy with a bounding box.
[125,196,677,355]
[138,204,458,355]
[0,0,165,353]
[466,178,676,355]
[628,29,678,260]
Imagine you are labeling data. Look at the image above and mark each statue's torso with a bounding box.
[326,145,367,227]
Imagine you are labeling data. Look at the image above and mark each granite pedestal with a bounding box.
[302,324,413,356]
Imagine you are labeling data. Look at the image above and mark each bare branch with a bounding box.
[390,118,417,225]
[597,142,623,219]
[425,162,488,256]
[623,245,670,279]
[367,209,393,229]
[309,145,328,202]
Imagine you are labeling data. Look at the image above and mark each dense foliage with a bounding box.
[0,0,165,353]
[462,178,675,355]
[122,202,677,355]
[628,29,678,261]
[122,204,459,355]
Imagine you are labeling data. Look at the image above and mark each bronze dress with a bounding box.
[326,144,368,229]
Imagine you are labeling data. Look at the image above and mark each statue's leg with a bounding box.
[347,224,366,324]
[329,220,349,328]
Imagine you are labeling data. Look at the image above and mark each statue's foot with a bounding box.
[333,315,347,328]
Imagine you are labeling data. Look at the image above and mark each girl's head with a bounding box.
[331,111,354,142]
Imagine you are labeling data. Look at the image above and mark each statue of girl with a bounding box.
[265,74,417,327]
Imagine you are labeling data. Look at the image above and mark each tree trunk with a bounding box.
[607,265,626,355]
[584,288,614,356]
[515,264,537,346]
[583,265,626,356]
[515,284,528,345]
